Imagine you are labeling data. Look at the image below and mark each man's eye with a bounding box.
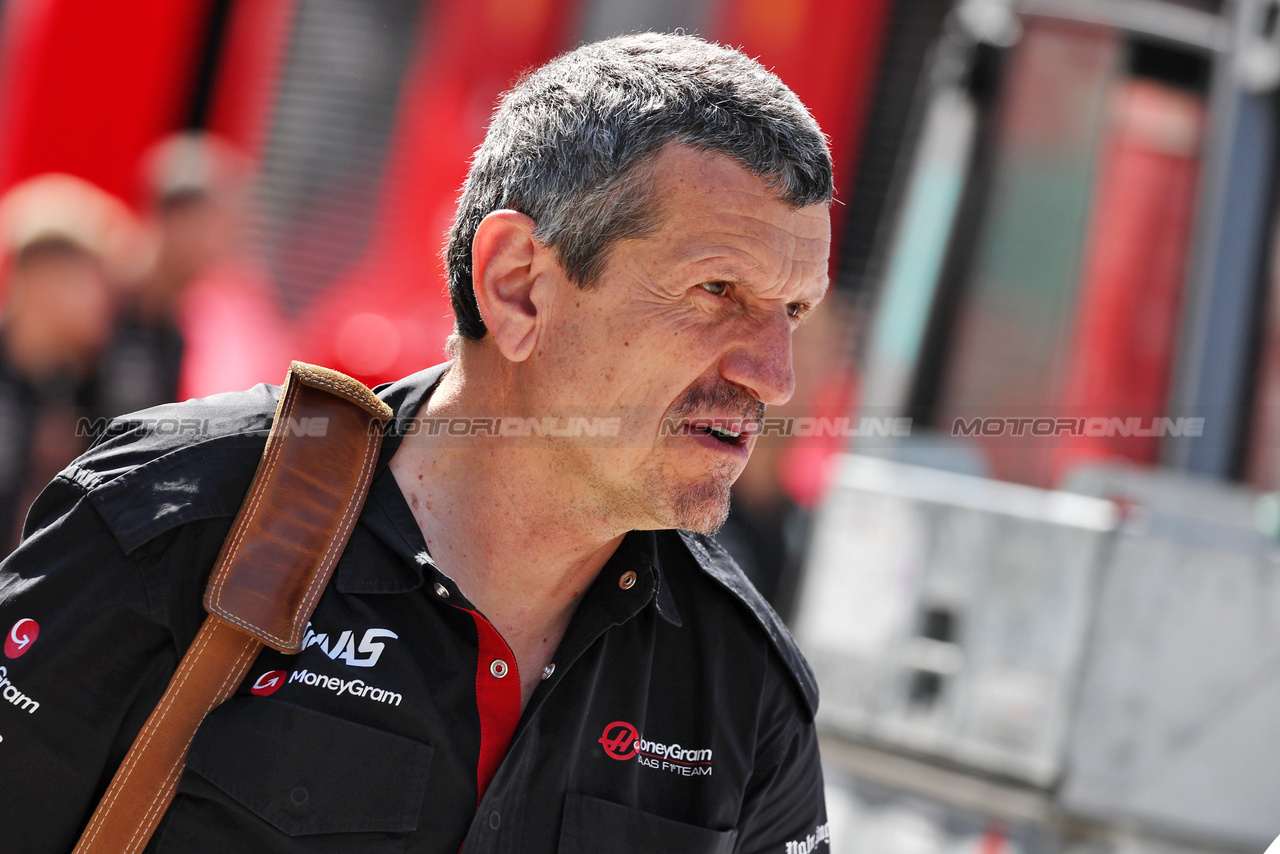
[699,281,729,296]
[787,303,808,319]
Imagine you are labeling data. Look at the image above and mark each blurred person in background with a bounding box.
[0,174,140,550]
[100,132,293,412]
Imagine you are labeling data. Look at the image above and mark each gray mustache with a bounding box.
[669,382,765,423]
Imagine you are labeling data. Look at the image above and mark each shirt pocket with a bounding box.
[155,696,432,851]
[556,793,738,854]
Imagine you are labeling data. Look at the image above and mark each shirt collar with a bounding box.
[591,529,683,628]
[373,361,454,470]
[333,363,448,594]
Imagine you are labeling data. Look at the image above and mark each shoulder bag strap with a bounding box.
[73,361,394,854]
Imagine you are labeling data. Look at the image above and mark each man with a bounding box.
[0,174,139,550]
[109,131,295,405]
[98,132,246,415]
[0,33,833,852]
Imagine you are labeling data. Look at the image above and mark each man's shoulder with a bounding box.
[52,384,283,554]
[84,384,282,465]
[662,529,819,720]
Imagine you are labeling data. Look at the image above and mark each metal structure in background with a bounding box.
[803,456,1280,853]
[835,0,952,310]
[253,0,421,318]
[810,0,1280,851]
[1167,0,1280,477]
[856,11,997,414]
[1062,466,1280,847]
[799,456,1115,786]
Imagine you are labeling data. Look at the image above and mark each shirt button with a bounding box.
[619,570,637,590]
[488,809,501,830]
[433,582,449,599]
[289,786,309,807]
[542,663,555,680]
[490,659,509,678]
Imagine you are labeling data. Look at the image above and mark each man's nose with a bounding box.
[718,308,795,407]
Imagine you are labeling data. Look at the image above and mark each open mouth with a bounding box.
[688,420,752,448]
[697,424,741,445]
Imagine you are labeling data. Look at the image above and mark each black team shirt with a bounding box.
[0,363,827,853]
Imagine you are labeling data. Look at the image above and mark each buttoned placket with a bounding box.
[458,551,661,853]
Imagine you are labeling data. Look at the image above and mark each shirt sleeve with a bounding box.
[0,473,222,854]
[734,716,829,854]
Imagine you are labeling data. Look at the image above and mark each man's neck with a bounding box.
[388,359,627,705]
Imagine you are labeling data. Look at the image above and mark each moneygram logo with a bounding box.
[599,721,639,760]
[0,665,38,713]
[246,665,403,707]
[250,670,287,696]
[597,721,713,776]
[288,669,402,706]
[5,618,38,658]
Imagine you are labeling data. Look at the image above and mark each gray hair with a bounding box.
[445,32,834,340]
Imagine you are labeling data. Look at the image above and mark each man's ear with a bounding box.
[472,210,547,363]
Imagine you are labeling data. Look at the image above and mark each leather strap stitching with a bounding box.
[124,627,258,853]
[204,377,296,629]
[75,620,251,853]
[206,427,379,649]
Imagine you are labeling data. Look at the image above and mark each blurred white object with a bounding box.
[795,454,1115,786]
[0,173,148,282]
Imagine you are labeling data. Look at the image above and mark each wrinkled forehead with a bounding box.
[639,147,831,288]
[652,145,828,227]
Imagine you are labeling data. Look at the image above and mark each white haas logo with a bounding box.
[302,623,397,668]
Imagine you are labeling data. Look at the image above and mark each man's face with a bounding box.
[155,194,239,291]
[13,249,113,363]
[526,145,831,534]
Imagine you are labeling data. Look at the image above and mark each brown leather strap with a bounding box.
[204,362,392,652]
[73,619,261,854]
[73,362,393,854]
